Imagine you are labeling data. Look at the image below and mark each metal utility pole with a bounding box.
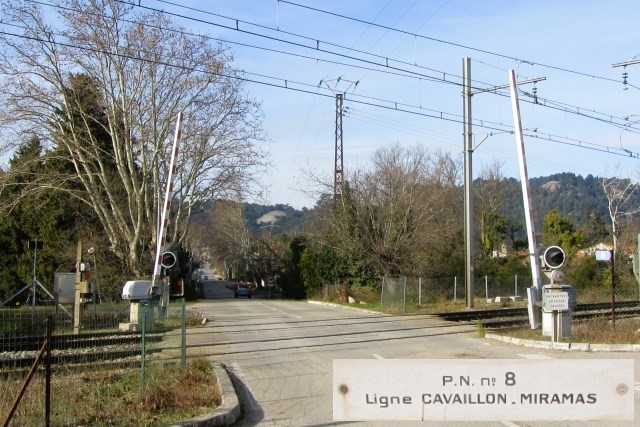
[321,78,358,206]
[334,93,344,205]
[463,58,474,309]
[462,57,545,310]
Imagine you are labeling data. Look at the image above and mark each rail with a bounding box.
[436,300,640,327]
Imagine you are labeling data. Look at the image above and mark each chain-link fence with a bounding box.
[1,299,190,426]
[378,275,640,315]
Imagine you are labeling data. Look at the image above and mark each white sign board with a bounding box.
[595,250,612,262]
[542,291,569,311]
[333,359,633,422]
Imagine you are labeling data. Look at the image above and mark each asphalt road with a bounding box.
[188,280,640,427]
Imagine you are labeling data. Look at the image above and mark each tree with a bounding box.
[305,144,464,282]
[476,160,508,257]
[542,210,584,250]
[0,137,96,299]
[580,210,609,246]
[0,0,267,275]
[601,176,640,254]
[191,199,252,280]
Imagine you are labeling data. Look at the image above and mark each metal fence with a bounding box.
[379,275,640,314]
[1,299,189,426]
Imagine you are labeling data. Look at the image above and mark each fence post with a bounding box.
[485,276,489,300]
[45,315,52,427]
[454,277,457,302]
[418,277,422,305]
[380,277,385,307]
[403,277,407,313]
[515,274,518,297]
[181,298,186,370]
[140,312,147,399]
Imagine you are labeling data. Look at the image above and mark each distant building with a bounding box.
[492,242,511,258]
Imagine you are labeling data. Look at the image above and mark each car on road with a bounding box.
[235,282,252,298]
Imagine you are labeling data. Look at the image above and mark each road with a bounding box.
[188,280,640,426]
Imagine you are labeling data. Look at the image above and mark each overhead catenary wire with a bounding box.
[21,0,454,88]
[1,27,639,161]
[125,0,640,133]
[278,0,639,89]
[21,0,640,134]
[3,3,640,162]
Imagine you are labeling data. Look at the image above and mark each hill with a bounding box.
[499,173,636,235]
[194,173,636,241]
[243,203,304,236]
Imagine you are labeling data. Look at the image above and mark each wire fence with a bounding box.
[0,299,190,426]
[377,275,640,314]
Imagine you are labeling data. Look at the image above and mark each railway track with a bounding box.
[436,300,640,328]
[0,329,169,371]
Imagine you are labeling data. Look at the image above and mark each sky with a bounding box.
[22,1,640,209]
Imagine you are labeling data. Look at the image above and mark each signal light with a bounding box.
[541,246,565,270]
[161,251,177,269]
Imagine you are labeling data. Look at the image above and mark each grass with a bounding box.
[493,317,640,344]
[1,358,221,426]
[310,289,640,345]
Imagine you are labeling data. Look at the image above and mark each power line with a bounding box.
[1,28,637,160]
[2,9,639,160]
[129,0,467,85]
[117,1,640,134]
[279,0,638,88]
[30,0,635,134]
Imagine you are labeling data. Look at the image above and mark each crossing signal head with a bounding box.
[161,251,177,269]
[541,246,565,270]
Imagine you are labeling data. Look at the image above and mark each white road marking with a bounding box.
[500,421,521,427]
[517,353,553,359]
[256,301,302,318]
[372,353,384,359]
[634,383,640,391]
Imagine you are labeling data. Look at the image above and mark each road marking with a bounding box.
[256,301,302,318]
[372,353,384,359]
[500,421,521,427]
[634,383,640,391]
[517,353,553,359]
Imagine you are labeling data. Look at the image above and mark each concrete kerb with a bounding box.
[169,362,241,427]
[485,332,639,352]
[307,300,386,315]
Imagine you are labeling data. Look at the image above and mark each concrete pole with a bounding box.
[463,57,475,309]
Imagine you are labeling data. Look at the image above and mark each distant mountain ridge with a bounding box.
[499,173,636,233]
[204,173,636,239]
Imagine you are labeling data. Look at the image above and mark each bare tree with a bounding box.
[331,144,463,277]
[191,199,253,279]
[0,0,267,274]
[601,175,640,253]
[476,159,508,257]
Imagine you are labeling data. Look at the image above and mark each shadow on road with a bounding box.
[225,363,265,426]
